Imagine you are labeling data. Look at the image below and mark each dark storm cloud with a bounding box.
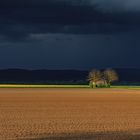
[1,0,140,69]
[0,0,140,41]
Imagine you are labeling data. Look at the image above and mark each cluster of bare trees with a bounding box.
[88,69,118,88]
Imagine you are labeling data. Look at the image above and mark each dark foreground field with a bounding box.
[0,88,140,140]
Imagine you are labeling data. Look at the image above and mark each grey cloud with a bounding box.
[89,0,140,12]
[0,0,140,42]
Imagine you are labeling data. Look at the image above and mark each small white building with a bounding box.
[90,80,107,88]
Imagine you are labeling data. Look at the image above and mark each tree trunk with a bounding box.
[93,82,96,88]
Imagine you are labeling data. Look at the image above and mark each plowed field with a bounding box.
[0,88,140,140]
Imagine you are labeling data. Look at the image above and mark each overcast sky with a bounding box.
[0,0,140,70]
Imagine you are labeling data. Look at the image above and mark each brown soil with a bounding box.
[0,88,140,140]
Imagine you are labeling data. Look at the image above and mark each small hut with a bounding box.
[90,80,107,88]
[96,80,107,87]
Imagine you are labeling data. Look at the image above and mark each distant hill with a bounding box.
[0,68,140,84]
[0,69,88,84]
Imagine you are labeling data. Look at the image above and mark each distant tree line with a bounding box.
[88,69,119,88]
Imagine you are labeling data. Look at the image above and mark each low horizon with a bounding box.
[0,1,140,140]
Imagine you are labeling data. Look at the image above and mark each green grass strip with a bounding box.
[0,84,89,88]
[0,84,140,89]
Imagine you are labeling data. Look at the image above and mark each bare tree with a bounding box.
[88,69,102,88]
[103,69,118,87]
